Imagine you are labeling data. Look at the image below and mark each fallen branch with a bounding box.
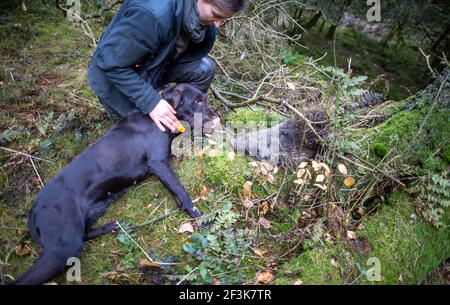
[0,147,53,163]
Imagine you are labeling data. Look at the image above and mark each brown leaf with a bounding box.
[139,258,161,269]
[243,181,253,198]
[297,169,306,178]
[252,247,268,257]
[319,162,331,176]
[262,201,270,215]
[258,217,272,229]
[256,271,274,284]
[212,278,222,285]
[15,245,31,256]
[293,278,303,285]
[346,230,357,240]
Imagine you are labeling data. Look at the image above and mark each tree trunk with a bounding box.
[305,10,322,29]
[318,19,326,34]
[326,24,338,39]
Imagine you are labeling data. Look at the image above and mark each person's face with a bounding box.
[196,0,233,28]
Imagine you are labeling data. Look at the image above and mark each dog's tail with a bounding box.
[11,245,82,285]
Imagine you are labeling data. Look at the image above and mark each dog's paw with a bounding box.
[187,209,202,219]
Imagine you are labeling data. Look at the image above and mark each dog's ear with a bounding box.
[164,89,182,109]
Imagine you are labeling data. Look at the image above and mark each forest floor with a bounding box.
[0,2,448,285]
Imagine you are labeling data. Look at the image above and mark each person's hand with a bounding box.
[149,99,179,132]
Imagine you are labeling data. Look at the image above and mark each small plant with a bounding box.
[181,202,256,284]
[408,171,450,228]
[0,125,29,144]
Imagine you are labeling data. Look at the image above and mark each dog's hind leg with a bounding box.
[12,235,83,285]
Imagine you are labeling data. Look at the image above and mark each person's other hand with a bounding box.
[149,99,179,132]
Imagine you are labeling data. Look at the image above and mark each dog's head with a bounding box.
[163,83,220,131]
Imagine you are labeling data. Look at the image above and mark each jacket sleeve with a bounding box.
[94,7,164,114]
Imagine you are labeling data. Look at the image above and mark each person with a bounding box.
[87,0,245,132]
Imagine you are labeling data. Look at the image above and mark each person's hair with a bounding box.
[207,0,246,15]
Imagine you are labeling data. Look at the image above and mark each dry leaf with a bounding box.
[227,151,235,161]
[243,181,253,198]
[305,169,312,180]
[261,161,274,172]
[212,278,222,285]
[252,247,268,257]
[286,82,296,91]
[267,173,276,184]
[178,222,194,234]
[243,198,255,209]
[331,258,339,268]
[297,169,306,178]
[319,162,331,176]
[249,161,258,168]
[357,224,366,230]
[256,271,274,284]
[139,258,161,268]
[260,164,268,175]
[338,164,348,176]
[258,217,272,229]
[299,161,308,168]
[15,245,31,256]
[193,185,208,197]
[344,176,355,187]
[314,183,327,191]
[293,278,303,285]
[262,201,270,215]
[347,230,357,240]
[294,178,305,185]
[316,174,325,183]
[311,160,321,172]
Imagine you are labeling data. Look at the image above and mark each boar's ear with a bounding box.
[165,89,182,109]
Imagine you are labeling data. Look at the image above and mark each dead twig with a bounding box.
[0,147,53,163]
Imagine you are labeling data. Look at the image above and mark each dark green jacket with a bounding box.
[87,0,216,115]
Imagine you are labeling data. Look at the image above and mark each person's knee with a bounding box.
[197,57,216,82]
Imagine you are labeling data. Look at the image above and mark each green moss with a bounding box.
[274,246,343,285]
[225,107,282,127]
[372,143,388,158]
[358,193,450,284]
[441,144,450,164]
[203,154,251,193]
[362,106,450,171]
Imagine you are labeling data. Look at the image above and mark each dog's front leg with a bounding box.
[148,161,201,218]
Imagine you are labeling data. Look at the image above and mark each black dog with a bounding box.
[13,83,219,285]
